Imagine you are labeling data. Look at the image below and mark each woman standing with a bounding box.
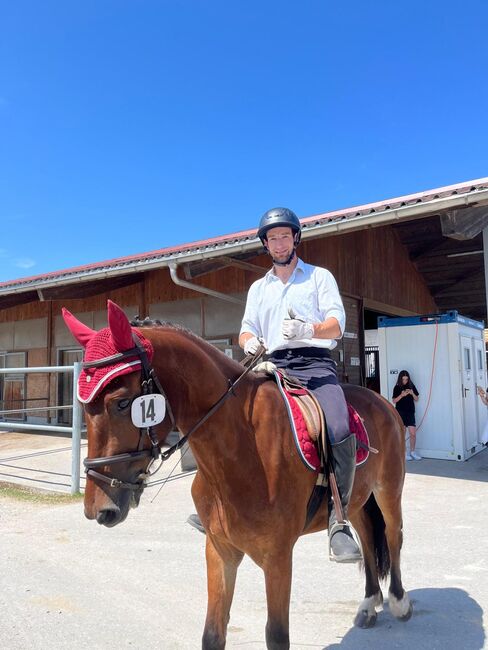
[392,370,420,460]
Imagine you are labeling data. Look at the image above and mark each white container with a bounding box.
[378,311,487,461]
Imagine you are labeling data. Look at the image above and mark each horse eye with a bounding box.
[117,398,131,411]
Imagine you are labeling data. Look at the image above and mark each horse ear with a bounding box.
[62,308,96,348]
[107,300,133,351]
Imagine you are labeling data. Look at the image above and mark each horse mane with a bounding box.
[131,316,191,333]
[130,317,245,377]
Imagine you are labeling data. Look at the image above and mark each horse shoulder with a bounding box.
[248,376,288,427]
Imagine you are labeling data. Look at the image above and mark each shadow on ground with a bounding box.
[405,446,488,483]
[324,587,485,650]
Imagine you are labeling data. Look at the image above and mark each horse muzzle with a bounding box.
[92,503,129,528]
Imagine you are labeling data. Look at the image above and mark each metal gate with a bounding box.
[0,363,83,494]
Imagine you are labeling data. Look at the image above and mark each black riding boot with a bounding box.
[328,434,362,563]
[187,513,206,534]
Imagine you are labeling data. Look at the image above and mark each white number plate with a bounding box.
[131,394,166,427]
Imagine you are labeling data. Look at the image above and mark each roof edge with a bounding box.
[2,177,488,297]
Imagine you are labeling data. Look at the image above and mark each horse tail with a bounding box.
[363,493,390,580]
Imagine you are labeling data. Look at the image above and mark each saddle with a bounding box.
[255,361,372,470]
[254,361,374,529]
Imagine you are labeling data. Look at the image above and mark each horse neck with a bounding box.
[145,328,290,491]
[146,327,243,434]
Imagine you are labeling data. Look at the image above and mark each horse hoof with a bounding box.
[354,609,377,628]
[388,591,412,621]
[398,602,413,622]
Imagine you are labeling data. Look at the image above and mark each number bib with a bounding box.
[131,394,166,428]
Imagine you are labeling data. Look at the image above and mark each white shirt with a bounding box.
[240,258,346,354]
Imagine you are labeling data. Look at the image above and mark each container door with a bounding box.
[474,338,487,442]
[460,336,477,450]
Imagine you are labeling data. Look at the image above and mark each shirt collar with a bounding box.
[265,257,306,281]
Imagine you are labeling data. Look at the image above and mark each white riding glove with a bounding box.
[282,309,314,341]
[244,336,265,356]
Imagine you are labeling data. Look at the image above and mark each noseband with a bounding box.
[83,334,266,491]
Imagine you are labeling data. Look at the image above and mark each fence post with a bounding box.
[71,362,82,495]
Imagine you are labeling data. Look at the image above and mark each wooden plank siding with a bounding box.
[299,226,436,315]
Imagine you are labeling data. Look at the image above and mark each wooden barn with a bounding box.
[1,177,488,425]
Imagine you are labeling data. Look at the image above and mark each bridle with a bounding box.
[82,333,266,491]
[83,333,175,490]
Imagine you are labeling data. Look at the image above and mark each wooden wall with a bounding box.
[300,226,437,314]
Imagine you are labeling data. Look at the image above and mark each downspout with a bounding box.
[169,263,245,305]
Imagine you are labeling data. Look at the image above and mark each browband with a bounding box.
[82,347,141,370]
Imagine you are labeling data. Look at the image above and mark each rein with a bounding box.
[160,345,266,461]
[83,337,266,490]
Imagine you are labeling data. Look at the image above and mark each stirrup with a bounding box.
[328,520,362,563]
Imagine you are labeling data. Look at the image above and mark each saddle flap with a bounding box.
[290,393,321,442]
[278,372,323,443]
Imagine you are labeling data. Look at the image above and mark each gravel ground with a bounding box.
[0,441,487,649]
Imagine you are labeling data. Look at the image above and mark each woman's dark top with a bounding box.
[393,383,419,419]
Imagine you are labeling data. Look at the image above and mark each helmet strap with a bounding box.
[272,249,296,267]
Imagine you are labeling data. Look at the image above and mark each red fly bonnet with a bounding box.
[62,300,153,403]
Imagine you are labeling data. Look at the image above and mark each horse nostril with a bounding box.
[96,506,121,527]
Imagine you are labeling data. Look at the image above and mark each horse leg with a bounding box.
[374,492,413,622]
[349,507,383,628]
[262,551,293,650]
[202,535,243,650]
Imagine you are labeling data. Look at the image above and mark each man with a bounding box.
[239,207,361,563]
[188,207,361,564]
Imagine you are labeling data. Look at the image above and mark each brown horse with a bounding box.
[63,300,412,649]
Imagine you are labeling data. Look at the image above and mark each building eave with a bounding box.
[1,177,487,298]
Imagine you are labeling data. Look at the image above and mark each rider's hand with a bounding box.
[282,308,314,341]
[244,336,264,356]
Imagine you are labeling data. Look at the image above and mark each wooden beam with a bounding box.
[433,270,485,298]
[183,255,265,279]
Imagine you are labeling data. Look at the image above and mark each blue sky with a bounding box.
[1,1,487,282]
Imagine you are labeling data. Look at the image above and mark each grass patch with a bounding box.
[0,481,84,504]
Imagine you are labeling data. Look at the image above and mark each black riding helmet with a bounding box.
[257,207,302,245]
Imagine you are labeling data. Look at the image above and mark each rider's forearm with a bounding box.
[310,317,342,340]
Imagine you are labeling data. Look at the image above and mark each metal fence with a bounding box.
[0,362,83,494]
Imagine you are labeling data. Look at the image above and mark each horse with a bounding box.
[63,300,412,649]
